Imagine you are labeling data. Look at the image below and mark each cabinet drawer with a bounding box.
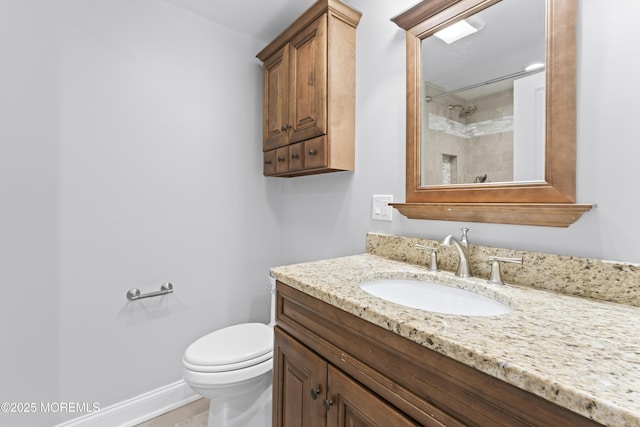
[263,150,277,176]
[288,143,304,172]
[275,146,289,174]
[304,136,327,170]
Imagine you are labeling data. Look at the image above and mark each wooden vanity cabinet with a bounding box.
[257,0,360,177]
[273,282,603,427]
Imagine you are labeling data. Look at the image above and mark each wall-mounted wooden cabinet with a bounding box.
[257,0,361,177]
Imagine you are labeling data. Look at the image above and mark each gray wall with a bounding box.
[0,2,59,426]
[1,1,280,425]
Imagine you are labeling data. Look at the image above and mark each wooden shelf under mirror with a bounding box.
[390,202,593,227]
[390,0,593,227]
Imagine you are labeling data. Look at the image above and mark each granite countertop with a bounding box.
[271,253,640,427]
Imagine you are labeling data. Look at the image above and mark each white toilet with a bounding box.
[182,278,275,427]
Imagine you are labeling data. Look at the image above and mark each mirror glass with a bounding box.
[420,0,546,186]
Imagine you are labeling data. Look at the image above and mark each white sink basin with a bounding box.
[359,279,511,316]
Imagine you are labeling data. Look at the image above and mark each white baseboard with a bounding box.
[53,380,200,427]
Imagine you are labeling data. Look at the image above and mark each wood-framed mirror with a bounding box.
[390,0,592,227]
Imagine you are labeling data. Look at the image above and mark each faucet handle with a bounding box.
[416,244,439,271]
[488,256,523,285]
[460,228,470,246]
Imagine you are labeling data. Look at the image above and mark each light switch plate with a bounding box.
[372,195,393,221]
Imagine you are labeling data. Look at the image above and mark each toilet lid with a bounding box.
[183,323,273,373]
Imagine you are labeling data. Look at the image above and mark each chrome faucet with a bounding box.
[442,228,472,278]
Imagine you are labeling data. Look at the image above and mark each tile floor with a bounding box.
[135,398,208,427]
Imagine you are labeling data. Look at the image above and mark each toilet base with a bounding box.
[204,370,272,427]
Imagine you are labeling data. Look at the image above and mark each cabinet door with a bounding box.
[288,14,327,144]
[274,327,327,427]
[326,366,419,427]
[263,45,290,151]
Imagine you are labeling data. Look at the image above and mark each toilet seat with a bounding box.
[183,357,273,387]
[183,323,273,373]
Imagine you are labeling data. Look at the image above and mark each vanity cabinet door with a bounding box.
[273,327,327,427]
[326,366,419,427]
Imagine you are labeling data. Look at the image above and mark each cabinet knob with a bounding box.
[277,156,286,162]
[308,149,317,156]
[310,387,321,400]
[291,153,299,160]
[280,124,292,132]
[264,160,273,165]
[322,399,333,412]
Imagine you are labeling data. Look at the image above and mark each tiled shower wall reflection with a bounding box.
[422,82,514,185]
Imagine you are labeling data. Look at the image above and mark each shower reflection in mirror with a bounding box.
[420,0,547,187]
[424,81,517,185]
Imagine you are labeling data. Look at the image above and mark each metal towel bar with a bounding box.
[127,283,174,301]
